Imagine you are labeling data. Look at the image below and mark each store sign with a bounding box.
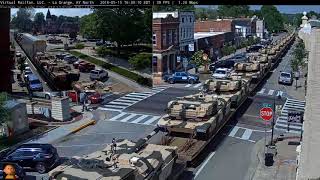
[177,56,181,63]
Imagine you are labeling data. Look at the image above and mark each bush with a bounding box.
[75,43,85,49]
[96,46,113,57]
[129,53,151,70]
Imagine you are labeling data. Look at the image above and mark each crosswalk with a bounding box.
[106,112,161,126]
[275,98,305,134]
[184,83,203,89]
[256,88,288,98]
[228,126,256,143]
[98,86,168,112]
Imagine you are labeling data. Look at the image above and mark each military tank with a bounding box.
[34,52,80,90]
[231,61,263,83]
[49,139,181,180]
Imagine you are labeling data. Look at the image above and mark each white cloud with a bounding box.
[11,8,92,17]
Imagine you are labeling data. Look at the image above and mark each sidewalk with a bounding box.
[248,135,299,180]
[26,105,95,144]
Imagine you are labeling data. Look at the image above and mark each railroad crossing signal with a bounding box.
[260,107,273,121]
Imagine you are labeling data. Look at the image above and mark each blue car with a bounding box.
[27,74,43,91]
[163,71,199,84]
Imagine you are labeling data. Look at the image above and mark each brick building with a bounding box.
[152,14,179,85]
[233,16,257,38]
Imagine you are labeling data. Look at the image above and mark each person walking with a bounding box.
[111,138,117,154]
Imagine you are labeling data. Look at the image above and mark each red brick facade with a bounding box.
[194,19,235,33]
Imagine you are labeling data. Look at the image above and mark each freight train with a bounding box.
[48,32,295,180]
[13,32,80,90]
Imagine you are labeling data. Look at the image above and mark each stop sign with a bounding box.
[260,107,273,121]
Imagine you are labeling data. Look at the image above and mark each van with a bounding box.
[90,69,108,80]
[27,74,43,91]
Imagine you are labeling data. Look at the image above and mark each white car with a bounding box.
[32,91,63,99]
[90,69,108,80]
[212,68,231,79]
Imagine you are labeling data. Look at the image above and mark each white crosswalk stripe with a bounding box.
[228,126,255,143]
[275,98,305,134]
[107,112,161,126]
[183,83,203,89]
[185,84,192,88]
[98,86,169,112]
[256,88,287,98]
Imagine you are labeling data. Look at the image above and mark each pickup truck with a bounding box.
[78,62,95,72]
[163,72,199,84]
[212,68,231,79]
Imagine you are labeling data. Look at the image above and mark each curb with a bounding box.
[69,119,96,134]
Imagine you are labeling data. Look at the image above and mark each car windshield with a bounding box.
[215,70,226,74]
[281,73,291,78]
[30,79,41,84]
[25,71,32,74]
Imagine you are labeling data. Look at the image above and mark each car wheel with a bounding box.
[35,162,47,174]
[169,79,175,84]
[189,79,195,84]
[45,95,50,100]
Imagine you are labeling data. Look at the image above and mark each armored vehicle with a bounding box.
[49,139,181,180]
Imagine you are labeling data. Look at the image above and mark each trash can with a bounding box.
[265,153,274,166]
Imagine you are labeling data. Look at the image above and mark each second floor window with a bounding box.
[168,30,172,44]
[152,32,156,46]
[162,32,166,47]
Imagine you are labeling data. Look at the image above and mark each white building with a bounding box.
[256,19,265,39]
[153,11,195,53]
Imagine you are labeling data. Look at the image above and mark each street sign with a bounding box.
[288,111,304,123]
[177,56,181,63]
[182,58,188,69]
[260,107,273,121]
[152,56,157,65]
[263,103,272,108]
[189,43,194,52]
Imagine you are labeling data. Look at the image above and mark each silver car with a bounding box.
[278,71,293,85]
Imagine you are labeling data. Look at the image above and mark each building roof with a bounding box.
[153,12,178,19]
[194,32,226,40]
[309,19,320,28]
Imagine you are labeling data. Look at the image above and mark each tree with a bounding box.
[291,39,307,89]
[190,50,211,73]
[33,12,45,33]
[260,5,284,33]
[217,5,250,18]
[10,8,34,32]
[80,13,99,39]
[195,8,217,20]
[129,53,151,70]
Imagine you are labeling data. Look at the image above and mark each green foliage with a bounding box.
[191,50,204,68]
[0,93,10,124]
[129,53,151,70]
[33,12,45,33]
[217,5,250,18]
[69,51,152,87]
[260,5,284,33]
[195,8,218,20]
[80,13,99,39]
[10,8,34,32]
[221,45,236,56]
[74,43,85,49]
[291,39,307,72]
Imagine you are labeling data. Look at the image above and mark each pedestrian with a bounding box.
[112,138,117,153]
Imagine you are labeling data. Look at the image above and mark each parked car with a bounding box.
[73,60,85,69]
[163,72,199,84]
[23,69,33,80]
[246,45,264,53]
[47,38,63,44]
[209,60,235,72]
[0,143,60,174]
[32,91,62,100]
[63,55,78,64]
[55,53,69,60]
[212,68,231,79]
[26,74,43,91]
[278,71,293,85]
[78,62,95,72]
[68,91,103,104]
[230,53,247,62]
[96,40,104,46]
[90,69,108,80]
[16,51,22,58]
[0,161,26,179]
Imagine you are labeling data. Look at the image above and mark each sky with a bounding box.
[196,5,320,14]
[11,8,92,17]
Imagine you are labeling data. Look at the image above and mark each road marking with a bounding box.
[98,107,122,112]
[131,115,149,123]
[194,151,216,179]
[103,105,126,109]
[241,129,253,140]
[276,91,284,97]
[120,114,138,122]
[194,83,202,88]
[257,88,265,94]
[130,92,153,96]
[108,101,133,106]
[185,84,192,87]
[113,99,138,103]
[231,136,256,143]
[228,126,239,137]
[268,89,275,96]
[143,116,160,125]
[109,112,126,121]
[120,97,143,101]
[125,94,148,98]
